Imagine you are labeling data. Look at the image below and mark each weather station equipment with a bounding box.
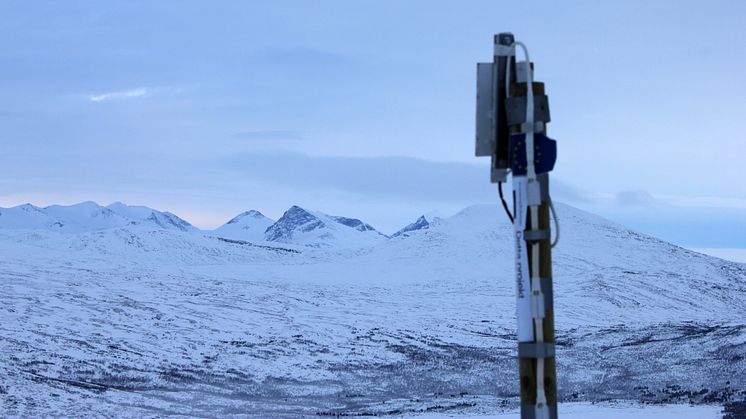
[475,32,560,419]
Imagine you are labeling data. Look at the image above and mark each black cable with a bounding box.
[498,181,515,224]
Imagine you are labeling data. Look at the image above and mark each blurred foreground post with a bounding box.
[475,33,559,419]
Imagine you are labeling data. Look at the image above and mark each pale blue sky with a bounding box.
[1,1,745,246]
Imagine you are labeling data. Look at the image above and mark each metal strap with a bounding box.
[524,229,549,242]
[518,342,555,358]
[494,44,513,56]
[521,403,558,419]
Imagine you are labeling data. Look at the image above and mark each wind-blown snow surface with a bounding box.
[1,202,745,417]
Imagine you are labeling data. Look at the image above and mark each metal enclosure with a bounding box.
[475,33,516,183]
[475,62,495,157]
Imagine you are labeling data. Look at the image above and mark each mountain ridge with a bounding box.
[0,201,196,232]
[2,201,745,262]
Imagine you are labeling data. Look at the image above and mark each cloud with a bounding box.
[223,151,490,202]
[551,181,596,204]
[88,87,149,103]
[221,151,592,206]
[615,190,658,206]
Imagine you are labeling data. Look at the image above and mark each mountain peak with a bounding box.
[262,207,388,247]
[107,201,127,210]
[265,206,325,243]
[214,209,274,242]
[392,215,431,238]
[16,203,43,212]
[226,210,267,224]
[245,209,265,218]
[286,205,312,216]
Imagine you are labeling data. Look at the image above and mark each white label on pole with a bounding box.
[513,175,533,342]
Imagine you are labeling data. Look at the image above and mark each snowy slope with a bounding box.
[263,205,387,247]
[0,203,63,230]
[212,210,274,242]
[373,203,746,327]
[1,202,744,417]
[43,201,131,231]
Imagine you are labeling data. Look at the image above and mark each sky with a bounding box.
[1,0,745,247]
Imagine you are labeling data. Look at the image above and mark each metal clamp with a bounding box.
[524,229,550,242]
[518,342,556,358]
[521,404,558,419]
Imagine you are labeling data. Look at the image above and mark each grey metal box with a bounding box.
[475,62,495,157]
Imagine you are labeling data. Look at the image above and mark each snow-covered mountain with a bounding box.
[0,201,196,233]
[106,202,195,232]
[262,205,387,247]
[0,203,66,230]
[0,202,129,231]
[0,201,407,247]
[212,210,274,242]
[1,201,744,416]
[0,201,440,247]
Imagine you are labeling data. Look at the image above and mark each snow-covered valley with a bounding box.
[1,202,745,417]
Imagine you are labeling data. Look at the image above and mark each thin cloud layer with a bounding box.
[616,190,658,207]
[89,88,149,103]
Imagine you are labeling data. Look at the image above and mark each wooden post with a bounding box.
[512,80,558,419]
[517,200,558,418]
